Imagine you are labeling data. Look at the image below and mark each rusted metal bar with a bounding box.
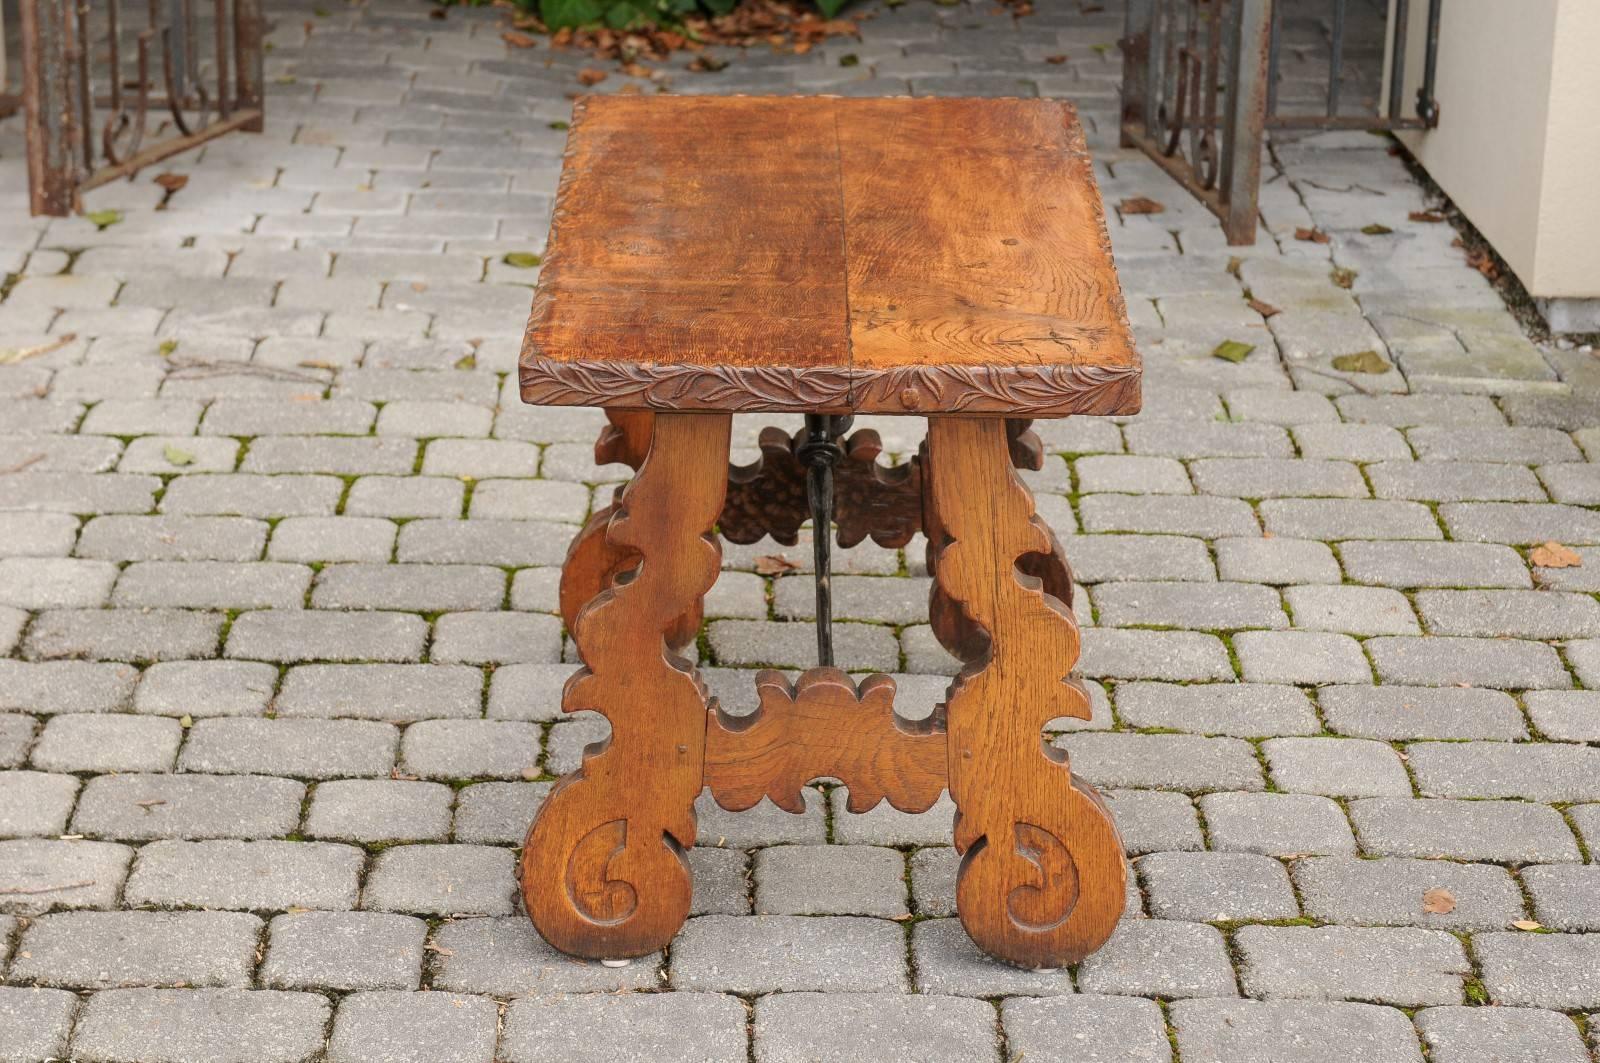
[235,0,264,132]
[1218,0,1269,244]
[1415,0,1442,127]
[20,0,79,215]
[78,107,261,192]
[1387,0,1410,122]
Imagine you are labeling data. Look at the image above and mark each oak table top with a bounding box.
[519,95,1140,418]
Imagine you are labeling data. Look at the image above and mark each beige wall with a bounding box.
[1393,0,1600,298]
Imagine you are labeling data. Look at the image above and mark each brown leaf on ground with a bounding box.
[687,54,729,72]
[1119,196,1165,215]
[153,172,188,192]
[1531,541,1583,568]
[1295,227,1331,244]
[1247,297,1280,318]
[1422,887,1456,915]
[576,67,608,86]
[1330,350,1391,374]
[502,30,538,48]
[1409,210,1446,223]
[1044,54,1067,64]
[1512,920,1543,931]
[754,554,800,576]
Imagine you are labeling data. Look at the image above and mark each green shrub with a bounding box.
[539,0,850,30]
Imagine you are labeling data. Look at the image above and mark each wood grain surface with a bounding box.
[521,95,1139,417]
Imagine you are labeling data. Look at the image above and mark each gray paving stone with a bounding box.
[1443,501,1600,545]
[428,915,661,996]
[307,778,454,843]
[1564,640,1600,689]
[0,660,136,714]
[753,844,906,917]
[202,398,376,436]
[1336,393,1503,428]
[1260,499,1442,540]
[1337,541,1523,589]
[753,992,998,1063]
[1214,536,1341,584]
[1077,919,1237,999]
[1284,584,1419,635]
[1169,998,1424,1063]
[396,517,568,567]
[1191,457,1367,499]
[0,771,78,837]
[1349,797,1580,864]
[327,991,498,1063]
[0,557,117,609]
[697,788,828,847]
[76,515,266,562]
[1057,534,1216,583]
[1521,864,1600,932]
[9,910,261,989]
[268,516,397,562]
[1074,454,1192,494]
[1114,681,1319,737]
[1523,690,1600,742]
[1409,425,1580,463]
[1318,685,1527,740]
[773,574,931,624]
[1236,924,1469,1006]
[1407,741,1600,802]
[1139,851,1299,922]
[124,839,364,912]
[430,611,562,665]
[1536,462,1600,504]
[1293,855,1527,931]
[1416,588,1600,638]
[1201,792,1357,857]
[345,475,465,518]
[362,844,518,917]
[226,610,427,662]
[1078,494,1260,537]
[1002,995,1173,1063]
[1263,737,1412,798]
[450,780,547,846]
[1415,1006,1590,1063]
[1093,581,1287,630]
[1126,420,1292,458]
[1234,630,1372,684]
[827,791,956,847]
[0,986,78,1063]
[1062,730,1268,792]
[71,773,305,841]
[24,608,223,662]
[1476,932,1600,1009]
[0,839,132,916]
[1367,636,1569,689]
[242,436,415,476]
[671,914,906,993]
[312,562,504,611]
[160,474,344,518]
[0,472,159,515]
[1078,629,1235,681]
[114,560,311,611]
[179,717,397,778]
[1292,422,1413,461]
[1104,789,1206,855]
[30,713,180,773]
[68,988,330,1063]
[0,512,79,557]
[275,663,482,721]
[688,846,750,917]
[487,662,577,721]
[501,993,746,1063]
[1370,460,1547,503]
[260,911,427,992]
[910,917,1076,995]
[400,719,541,780]
[0,714,36,768]
[134,660,277,717]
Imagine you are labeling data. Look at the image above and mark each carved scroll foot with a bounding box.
[927,417,1125,970]
[521,413,731,959]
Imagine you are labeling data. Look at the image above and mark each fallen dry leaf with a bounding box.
[1409,210,1446,223]
[576,67,608,86]
[1119,196,1165,216]
[754,554,800,577]
[1531,541,1582,568]
[153,172,188,193]
[1044,54,1067,64]
[1422,887,1456,915]
[1294,227,1331,244]
[502,30,538,48]
[1512,920,1543,931]
[1247,297,1280,318]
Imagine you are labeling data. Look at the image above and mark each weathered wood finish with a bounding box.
[520,412,731,959]
[521,96,1140,417]
[926,417,1125,969]
[705,669,946,816]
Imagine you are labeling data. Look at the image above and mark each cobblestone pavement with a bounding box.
[3,1,1600,1061]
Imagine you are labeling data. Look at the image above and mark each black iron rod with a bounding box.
[800,414,848,670]
[1387,0,1410,122]
[1327,0,1345,117]
[1416,0,1442,126]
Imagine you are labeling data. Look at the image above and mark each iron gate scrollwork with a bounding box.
[12,0,265,216]
[1120,0,1442,245]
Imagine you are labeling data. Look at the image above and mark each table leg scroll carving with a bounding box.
[926,417,1125,970]
[520,412,732,959]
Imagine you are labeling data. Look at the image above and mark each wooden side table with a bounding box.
[517,95,1141,971]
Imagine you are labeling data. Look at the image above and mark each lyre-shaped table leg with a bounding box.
[521,412,731,959]
[925,416,1125,969]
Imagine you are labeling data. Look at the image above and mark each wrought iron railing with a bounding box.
[1120,0,1442,244]
[9,0,264,216]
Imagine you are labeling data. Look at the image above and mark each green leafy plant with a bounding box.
[538,0,849,30]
